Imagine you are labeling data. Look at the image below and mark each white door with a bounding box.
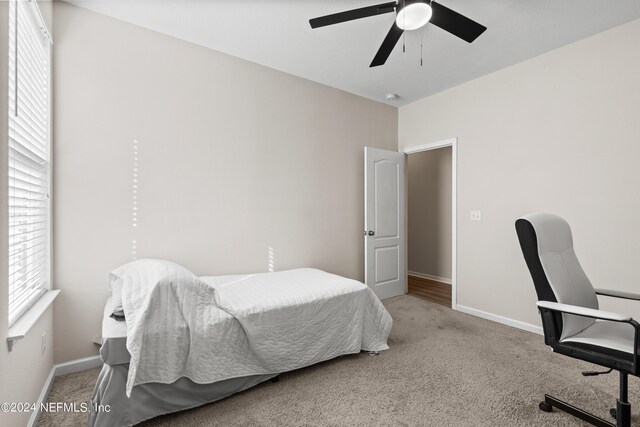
[364,147,406,300]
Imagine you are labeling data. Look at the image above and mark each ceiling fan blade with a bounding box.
[429,2,487,43]
[310,2,396,29]
[370,23,404,67]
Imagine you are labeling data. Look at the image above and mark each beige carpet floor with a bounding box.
[40,295,640,426]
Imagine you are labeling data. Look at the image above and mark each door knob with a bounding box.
[368,230,375,236]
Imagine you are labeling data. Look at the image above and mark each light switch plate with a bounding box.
[470,210,482,221]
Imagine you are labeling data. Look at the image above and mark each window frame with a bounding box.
[7,0,53,329]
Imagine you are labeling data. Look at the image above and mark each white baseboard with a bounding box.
[408,271,452,285]
[456,304,543,335]
[54,355,103,376]
[27,366,55,427]
[28,355,103,427]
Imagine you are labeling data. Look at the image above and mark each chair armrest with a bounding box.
[594,288,640,301]
[536,301,632,322]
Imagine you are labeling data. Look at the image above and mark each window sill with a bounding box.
[7,290,60,352]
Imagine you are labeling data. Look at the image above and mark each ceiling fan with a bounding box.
[309,0,487,67]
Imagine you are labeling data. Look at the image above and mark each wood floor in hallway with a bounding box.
[407,275,451,308]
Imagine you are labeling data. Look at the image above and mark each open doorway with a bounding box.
[403,139,456,309]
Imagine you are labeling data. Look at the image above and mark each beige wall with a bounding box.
[52,2,397,363]
[0,2,55,426]
[399,18,640,327]
[407,148,452,279]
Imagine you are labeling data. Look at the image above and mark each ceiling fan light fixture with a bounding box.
[395,2,432,31]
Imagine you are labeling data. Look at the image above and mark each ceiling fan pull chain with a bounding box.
[403,0,406,53]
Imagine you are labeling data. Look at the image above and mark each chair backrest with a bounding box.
[516,213,598,340]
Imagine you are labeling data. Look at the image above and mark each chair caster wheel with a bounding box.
[610,408,616,419]
[539,402,553,412]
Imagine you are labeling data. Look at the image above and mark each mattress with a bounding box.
[100,274,251,366]
[123,268,390,395]
[100,298,129,366]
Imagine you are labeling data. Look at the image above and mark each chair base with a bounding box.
[540,394,630,427]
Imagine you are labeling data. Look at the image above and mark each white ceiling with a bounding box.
[64,0,640,106]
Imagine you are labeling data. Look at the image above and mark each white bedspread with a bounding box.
[122,268,392,397]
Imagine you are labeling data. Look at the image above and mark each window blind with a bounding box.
[8,0,51,327]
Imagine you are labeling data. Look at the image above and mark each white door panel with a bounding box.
[375,246,399,283]
[374,161,399,238]
[365,147,406,300]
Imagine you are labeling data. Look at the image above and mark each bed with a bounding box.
[89,261,392,426]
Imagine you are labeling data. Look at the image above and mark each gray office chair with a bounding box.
[516,213,640,427]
